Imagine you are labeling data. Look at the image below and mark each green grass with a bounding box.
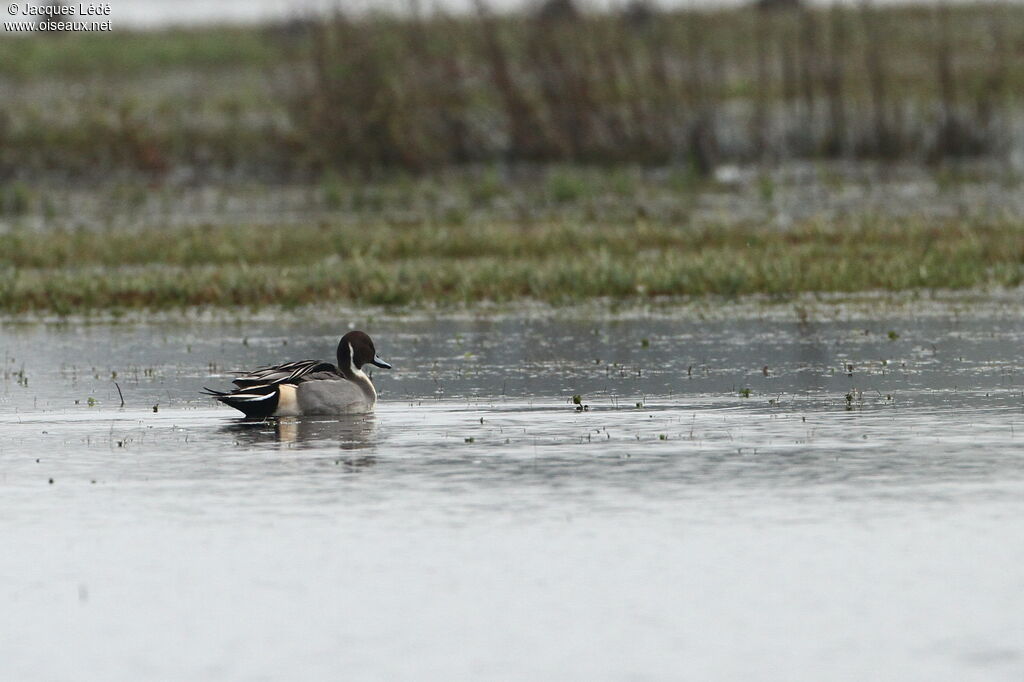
[2,216,1022,313]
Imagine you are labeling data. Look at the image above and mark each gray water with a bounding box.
[2,299,1024,681]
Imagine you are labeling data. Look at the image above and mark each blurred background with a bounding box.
[1,0,1023,311]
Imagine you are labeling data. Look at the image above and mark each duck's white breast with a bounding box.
[275,383,302,417]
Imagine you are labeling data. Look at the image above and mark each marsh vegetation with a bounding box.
[1,3,1021,177]
[1,2,1023,313]
[2,211,1024,312]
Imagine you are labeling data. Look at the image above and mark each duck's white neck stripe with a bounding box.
[346,341,375,402]
[348,342,367,380]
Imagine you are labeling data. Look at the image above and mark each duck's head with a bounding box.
[337,330,391,374]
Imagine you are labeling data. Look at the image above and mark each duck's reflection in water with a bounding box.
[222,414,378,452]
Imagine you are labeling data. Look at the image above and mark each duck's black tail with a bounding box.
[202,384,280,419]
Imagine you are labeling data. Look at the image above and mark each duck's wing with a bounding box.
[204,360,345,418]
[231,360,339,388]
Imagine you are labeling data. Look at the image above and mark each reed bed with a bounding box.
[0,2,1021,179]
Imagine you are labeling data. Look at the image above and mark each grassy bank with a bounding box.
[1,2,1022,179]
[3,217,1023,313]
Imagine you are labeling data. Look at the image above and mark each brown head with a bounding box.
[337,331,391,376]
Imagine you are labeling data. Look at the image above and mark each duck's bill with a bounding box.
[371,354,392,369]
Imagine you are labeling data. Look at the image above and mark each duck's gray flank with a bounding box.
[203,330,391,417]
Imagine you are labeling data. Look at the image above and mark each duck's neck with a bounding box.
[338,341,377,404]
[340,365,377,404]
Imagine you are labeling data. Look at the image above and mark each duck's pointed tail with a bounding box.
[201,384,280,418]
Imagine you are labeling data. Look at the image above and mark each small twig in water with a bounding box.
[114,381,125,407]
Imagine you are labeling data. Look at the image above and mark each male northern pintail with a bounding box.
[203,330,391,417]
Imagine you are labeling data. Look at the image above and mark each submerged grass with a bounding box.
[2,217,1022,313]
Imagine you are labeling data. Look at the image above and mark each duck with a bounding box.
[203,330,391,417]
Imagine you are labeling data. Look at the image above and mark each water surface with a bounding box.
[2,299,1023,680]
